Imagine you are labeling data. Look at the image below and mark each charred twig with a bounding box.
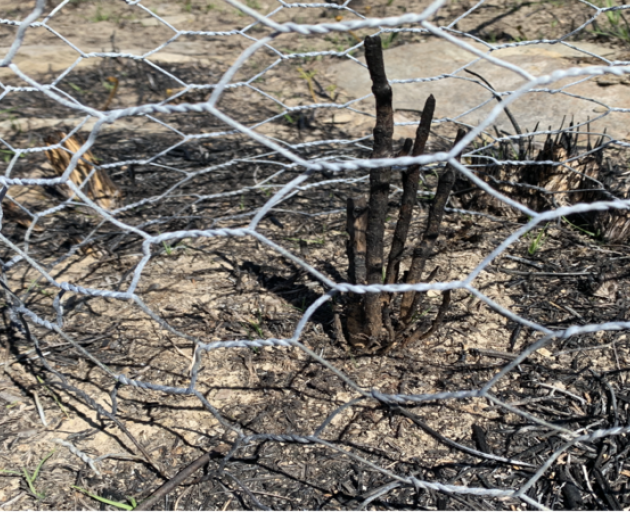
[380,288,451,355]
[346,197,368,288]
[399,129,467,325]
[472,424,492,454]
[388,403,533,467]
[345,197,370,348]
[396,137,413,158]
[398,289,450,350]
[102,76,119,111]
[135,452,213,510]
[464,69,524,159]
[384,94,436,290]
[363,35,394,341]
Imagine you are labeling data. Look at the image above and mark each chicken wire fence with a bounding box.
[2,0,630,510]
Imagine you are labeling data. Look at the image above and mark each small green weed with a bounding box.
[25,279,52,297]
[157,232,187,256]
[1,449,55,500]
[102,80,116,92]
[381,31,399,49]
[527,223,549,256]
[67,82,85,93]
[162,240,173,255]
[410,305,432,324]
[91,6,111,22]
[0,149,19,163]
[73,486,137,511]
[590,0,630,44]
[249,321,264,338]
[561,216,599,238]
[292,297,307,313]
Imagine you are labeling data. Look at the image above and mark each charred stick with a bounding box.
[135,452,212,510]
[346,197,368,286]
[464,69,524,159]
[379,136,412,324]
[399,128,466,325]
[384,95,435,293]
[386,399,533,466]
[472,424,492,454]
[346,197,369,347]
[397,137,413,157]
[381,289,451,355]
[401,289,450,350]
[382,264,439,352]
[364,35,394,161]
[363,35,394,340]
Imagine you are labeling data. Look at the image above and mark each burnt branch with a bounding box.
[399,128,467,325]
[346,197,369,348]
[384,94,436,290]
[398,289,451,352]
[363,35,394,340]
[464,69,524,159]
[364,35,394,161]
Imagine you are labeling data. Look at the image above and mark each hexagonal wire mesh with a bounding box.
[2,0,630,509]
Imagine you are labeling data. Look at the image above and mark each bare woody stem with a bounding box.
[384,94,435,290]
[399,128,467,326]
[345,197,369,347]
[363,35,394,340]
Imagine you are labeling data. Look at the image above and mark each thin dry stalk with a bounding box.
[102,76,119,110]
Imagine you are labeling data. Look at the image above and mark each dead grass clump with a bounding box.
[44,131,122,210]
[456,124,630,242]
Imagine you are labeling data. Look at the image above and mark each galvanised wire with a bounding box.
[1,0,630,509]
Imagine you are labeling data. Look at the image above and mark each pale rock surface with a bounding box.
[329,37,630,141]
[0,41,217,80]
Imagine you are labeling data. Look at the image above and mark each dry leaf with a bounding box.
[593,280,618,301]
